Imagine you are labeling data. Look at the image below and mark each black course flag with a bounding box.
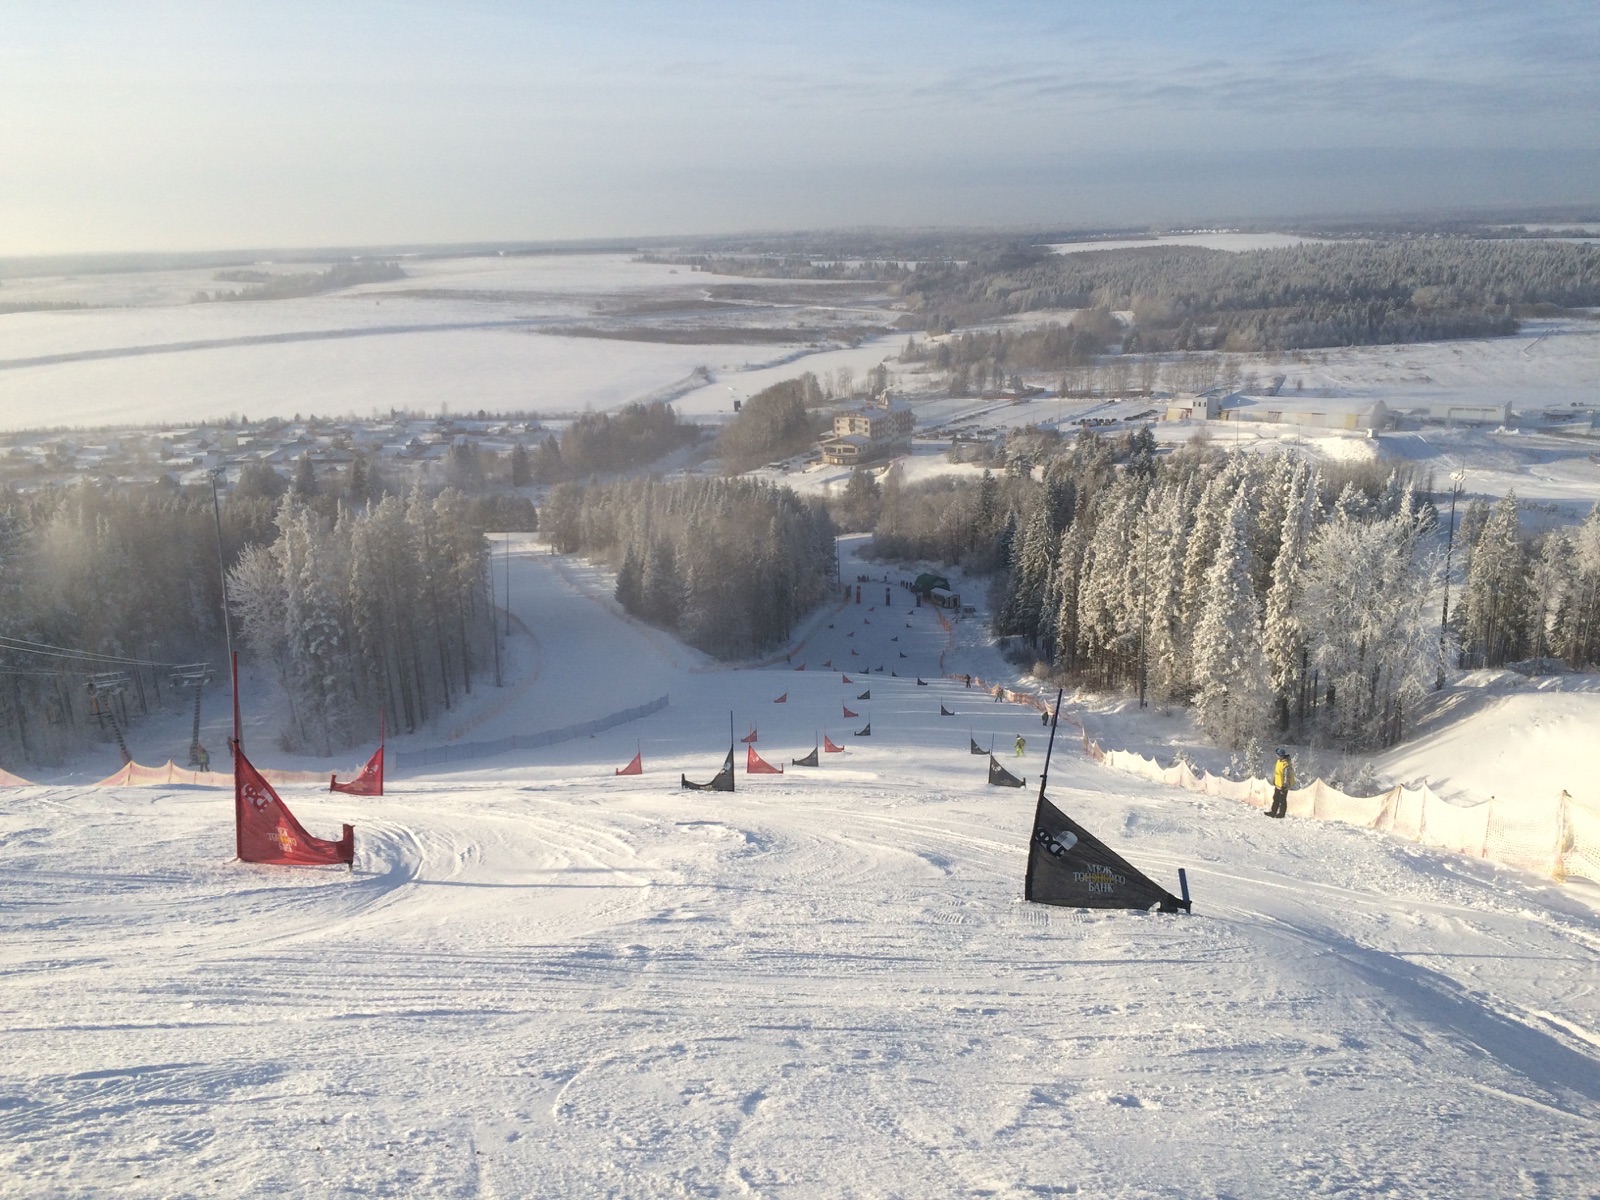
[1023,690,1190,913]
[682,713,737,792]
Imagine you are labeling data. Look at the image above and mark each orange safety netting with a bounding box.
[93,758,328,788]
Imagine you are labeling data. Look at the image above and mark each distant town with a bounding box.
[0,411,546,493]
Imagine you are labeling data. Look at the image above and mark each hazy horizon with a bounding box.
[5,1,1598,257]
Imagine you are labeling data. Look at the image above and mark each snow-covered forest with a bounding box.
[0,474,501,764]
[228,487,495,753]
[540,476,837,659]
[858,434,1600,758]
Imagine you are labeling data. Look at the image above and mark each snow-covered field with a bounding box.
[1047,233,1335,254]
[5,537,1598,1197]
[0,253,893,431]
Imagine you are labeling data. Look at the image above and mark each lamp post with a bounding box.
[1437,471,1465,689]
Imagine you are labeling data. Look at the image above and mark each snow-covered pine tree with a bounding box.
[1191,486,1271,750]
[1461,491,1529,668]
[1299,506,1442,749]
[1049,517,1091,673]
[1262,459,1318,728]
[1554,503,1600,667]
[1138,481,1189,710]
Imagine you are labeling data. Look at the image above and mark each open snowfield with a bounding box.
[1048,234,1334,255]
[5,538,1599,1198]
[0,254,893,431]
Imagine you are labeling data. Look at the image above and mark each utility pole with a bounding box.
[1437,471,1465,690]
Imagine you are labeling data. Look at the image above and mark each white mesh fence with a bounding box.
[1080,730,1596,885]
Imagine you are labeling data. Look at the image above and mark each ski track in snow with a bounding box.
[3,546,1599,1197]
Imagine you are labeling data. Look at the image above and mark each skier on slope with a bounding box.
[1269,748,1293,818]
[1015,734,1026,758]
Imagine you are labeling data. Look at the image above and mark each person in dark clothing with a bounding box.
[1269,749,1293,818]
[1041,709,1049,727]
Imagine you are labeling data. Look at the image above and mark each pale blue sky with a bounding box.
[3,1,1597,254]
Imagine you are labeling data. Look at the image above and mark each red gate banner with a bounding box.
[746,745,783,775]
[330,746,383,796]
[238,749,354,866]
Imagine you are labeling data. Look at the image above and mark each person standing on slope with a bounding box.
[1015,734,1026,758]
[1269,749,1293,818]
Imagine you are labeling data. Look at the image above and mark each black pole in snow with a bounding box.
[1036,689,1065,804]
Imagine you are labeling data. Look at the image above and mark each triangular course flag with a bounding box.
[916,678,927,686]
[1026,794,1188,912]
[824,734,845,753]
[747,745,784,775]
[238,748,354,866]
[855,722,871,737]
[988,754,1025,788]
[792,746,819,767]
[331,708,385,795]
[842,674,852,683]
[843,706,858,719]
[330,744,383,795]
[970,736,987,755]
[740,726,759,744]
[682,745,736,792]
[773,692,788,703]
[940,704,955,716]
[857,689,871,701]
[1023,688,1190,913]
[615,749,643,775]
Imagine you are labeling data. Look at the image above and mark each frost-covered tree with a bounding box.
[1461,492,1528,667]
[1191,488,1270,750]
[1299,508,1441,749]
[1262,459,1318,727]
[1554,503,1600,667]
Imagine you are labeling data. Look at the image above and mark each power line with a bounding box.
[0,634,189,670]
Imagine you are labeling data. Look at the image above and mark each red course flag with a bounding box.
[740,727,759,744]
[773,692,788,703]
[842,674,853,683]
[237,749,353,866]
[843,706,858,718]
[615,750,643,776]
[330,745,384,796]
[824,734,845,753]
[746,745,784,775]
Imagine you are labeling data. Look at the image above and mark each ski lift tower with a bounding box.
[86,671,135,764]
[169,663,214,767]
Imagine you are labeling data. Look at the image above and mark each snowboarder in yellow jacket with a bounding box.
[1269,749,1293,818]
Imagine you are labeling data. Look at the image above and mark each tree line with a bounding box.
[0,464,509,766]
[900,239,1598,349]
[193,260,406,303]
[530,401,701,483]
[541,476,836,659]
[1454,493,1600,671]
[230,487,495,754]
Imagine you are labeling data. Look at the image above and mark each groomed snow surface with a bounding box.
[4,539,1599,1198]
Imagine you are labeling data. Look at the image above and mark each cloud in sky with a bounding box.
[3,0,1597,254]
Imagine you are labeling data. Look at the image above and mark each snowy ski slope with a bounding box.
[3,541,1598,1197]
